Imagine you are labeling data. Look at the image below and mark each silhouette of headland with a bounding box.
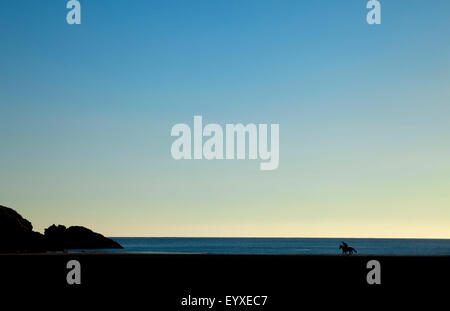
[0,205,122,253]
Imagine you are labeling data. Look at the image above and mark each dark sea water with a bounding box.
[80,238,450,255]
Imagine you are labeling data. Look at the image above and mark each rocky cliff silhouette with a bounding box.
[44,224,122,250]
[0,205,122,253]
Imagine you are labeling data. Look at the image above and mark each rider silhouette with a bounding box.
[339,241,357,255]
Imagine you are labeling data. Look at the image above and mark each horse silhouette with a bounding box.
[339,241,357,255]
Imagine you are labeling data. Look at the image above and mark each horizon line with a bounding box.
[107,236,450,240]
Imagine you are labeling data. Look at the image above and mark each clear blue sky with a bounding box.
[1,0,449,237]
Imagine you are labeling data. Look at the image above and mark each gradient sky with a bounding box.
[0,0,449,237]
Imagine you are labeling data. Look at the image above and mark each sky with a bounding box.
[0,0,449,237]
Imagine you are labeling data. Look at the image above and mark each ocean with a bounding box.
[77,237,450,255]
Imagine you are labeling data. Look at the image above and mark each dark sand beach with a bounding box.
[1,253,448,301]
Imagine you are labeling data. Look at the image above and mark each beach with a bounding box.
[1,253,448,293]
